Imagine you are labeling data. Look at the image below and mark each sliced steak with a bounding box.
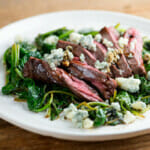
[110,65,121,78]
[57,40,96,66]
[109,26,120,41]
[100,26,132,77]
[23,57,103,102]
[68,60,117,99]
[110,55,132,78]
[90,41,107,62]
[116,54,133,77]
[100,26,120,49]
[116,54,132,77]
[124,28,146,75]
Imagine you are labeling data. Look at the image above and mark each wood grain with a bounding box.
[1,0,150,149]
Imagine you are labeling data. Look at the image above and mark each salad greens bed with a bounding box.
[2,26,150,128]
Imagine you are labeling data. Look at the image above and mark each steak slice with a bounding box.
[68,60,117,99]
[23,57,103,102]
[110,55,132,78]
[57,40,96,66]
[90,41,107,62]
[100,26,132,77]
[109,26,120,41]
[124,28,146,75]
[116,54,133,77]
[100,26,120,49]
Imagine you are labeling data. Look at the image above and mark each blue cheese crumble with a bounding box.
[116,77,141,93]
[119,69,124,75]
[124,111,136,124]
[69,33,97,51]
[95,60,109,72]
[83,118,94,129]
[118,37,128,48]
[130,39,137,50]
[103,38,113,48]
[44,35,58,45]
[107,47,115,52]
[72,110,89,128]
[44,48,64,70]
[111,102,121,111]
[80,53,85,62]
[61,103,94,129]
[131,101,146,111]
[80,35,97,51]
[94,33,102,42]
[69,32,83,44]
[63,103,77,120]
[67,51,74,60]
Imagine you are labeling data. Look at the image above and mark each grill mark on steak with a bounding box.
[68,60,117,99]
[23,57,103,102]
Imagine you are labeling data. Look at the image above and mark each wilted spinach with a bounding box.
[115,91,131,112]
[94,108,106,127]
[105,108,123,125]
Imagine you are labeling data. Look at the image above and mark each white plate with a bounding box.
[0,10,150,141]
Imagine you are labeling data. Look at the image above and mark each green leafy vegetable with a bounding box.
[78,28,99,37]
[142,40,150,71]
[35,27,74,54]
[115,91,131,112]
[94,108,106,127]
[105,108,123,125]
[143,40,150,51]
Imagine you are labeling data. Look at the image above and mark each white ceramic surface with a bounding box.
[0,10,150,141]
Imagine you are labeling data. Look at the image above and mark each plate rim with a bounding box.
[1,9,150,32]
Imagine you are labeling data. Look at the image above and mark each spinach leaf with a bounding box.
[143,40,150,51]
[145,64,150,72]
[94,108,106,127]
[141,96,150,104]
[25,79,45,111]
[18,49,41,70]
[115,91,131,111]
[105,108,123,125]
[2,83,16,95]
[2,41,43,100]
[134,75,150,104]
[142,41,150,71]
[135,75,150,95]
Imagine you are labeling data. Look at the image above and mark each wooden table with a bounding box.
[1,0,150,149]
